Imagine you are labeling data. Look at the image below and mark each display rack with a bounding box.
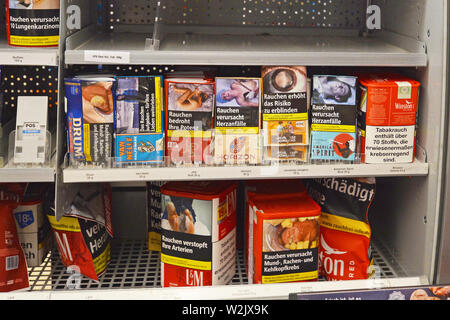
[63,160,429,183]
[0,0,447,300]
[1,238,424,300]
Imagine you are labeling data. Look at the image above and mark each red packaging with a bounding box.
[47,183,113,281]
[164,76,215,166]
[160,181,237,287]
[357,73,420,163]
[0,183,29,292]
[249,194,321,284]
[243,179,307,282]
[306,177,376,281]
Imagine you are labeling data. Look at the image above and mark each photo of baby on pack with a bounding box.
[168,83,214,112]
[312,76,356,105]
[262,66,307,94]
[10,0,59,9]
[81,81,114,124]
[161,195,211,236]
[263,217,319,252]
[216,78,260,107]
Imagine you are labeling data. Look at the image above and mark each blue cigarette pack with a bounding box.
[114,76,164,164]
[310,131,356,161]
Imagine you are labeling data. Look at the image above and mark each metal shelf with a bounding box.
[63,160,429,183]
[0,239,426,300]
[0,38,59,66]
[65,31,427,66]
[0,167,55,183]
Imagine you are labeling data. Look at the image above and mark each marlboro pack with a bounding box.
[357,73,420,163]
[164,75,215,166]
[214,77,262,165]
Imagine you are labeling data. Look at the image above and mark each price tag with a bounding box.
[390,165,407,174]
[85,50,130,64]
[85,173,95,181]
[187,170,201,178]
[240,169,252,177]
[0,52,58,66]
[333,166,355,175]
[135,171,150,180]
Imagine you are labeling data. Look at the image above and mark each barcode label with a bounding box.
[6,255,19,271]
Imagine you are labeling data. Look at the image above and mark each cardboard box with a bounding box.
[310,75,358,161]
[214,77,262,165]
[357,73,420,163]
[249,194,321,284]
[65,77,115,166]
[115,76,164,164]
[164,77,214,166]
[13,201,52,267]
[261,66,309,149]
[160,181,237,287]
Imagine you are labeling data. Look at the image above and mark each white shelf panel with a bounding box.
[0,239,426,300]
[63,160,429,183]
[0,167,55,183]
[0,38,58,66]
[65,32,427,66]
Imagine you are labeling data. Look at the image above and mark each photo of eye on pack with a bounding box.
[165,76,214,166]
[114,76,164,164]
[310,75,358,161]
[214,77,262,165]
[65,77,115,166]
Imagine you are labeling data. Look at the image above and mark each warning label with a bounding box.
[364,125,415,163]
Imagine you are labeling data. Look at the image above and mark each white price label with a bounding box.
[85,50,130,64]
[0,52,57,66]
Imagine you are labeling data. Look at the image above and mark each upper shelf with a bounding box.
[63,159,429,183]
[0,37,59,66]
[65,29,428,66]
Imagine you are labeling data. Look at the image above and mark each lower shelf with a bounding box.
[18,238,427,300]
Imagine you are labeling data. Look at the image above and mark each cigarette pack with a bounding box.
[164,77,214,165]
[214,77,262,165]
[357,73,420,163]
[261,66,309,147]
[65,77,115,166]
[114,76,164,164]
[310,75,358,161]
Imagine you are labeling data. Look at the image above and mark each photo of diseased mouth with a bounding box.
[263,217,319,252]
